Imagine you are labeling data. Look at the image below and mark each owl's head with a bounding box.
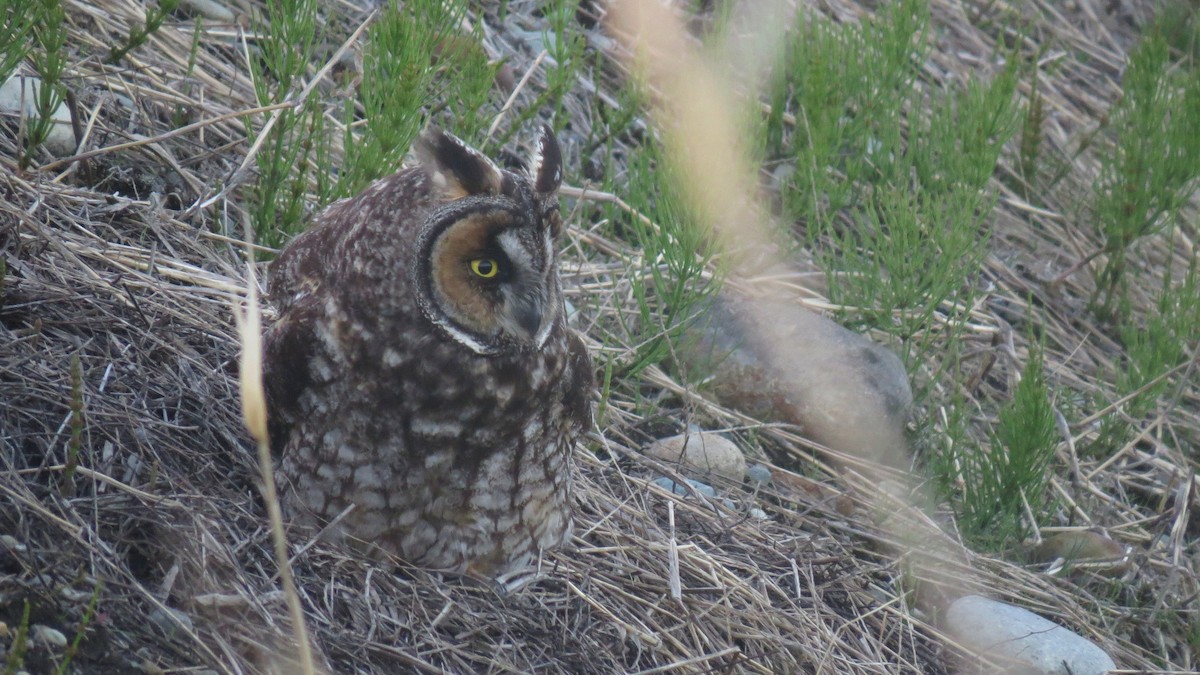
[412,125,566,356]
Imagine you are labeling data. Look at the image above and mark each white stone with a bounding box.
[647,431,746,482]
[945,595,1117,675]
[0,75,75,156]
[179,0,235,22]
[31,624,67,648]
[0,534,26,552]
[149,606,194,639]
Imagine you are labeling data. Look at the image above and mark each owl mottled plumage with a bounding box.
[263,125,593,577]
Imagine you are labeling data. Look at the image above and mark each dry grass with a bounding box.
[0,0,1196,673]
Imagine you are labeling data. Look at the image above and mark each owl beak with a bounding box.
[501,286,549,346]
[514,300,543,339]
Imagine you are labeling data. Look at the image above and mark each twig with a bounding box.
[485,49,548,143]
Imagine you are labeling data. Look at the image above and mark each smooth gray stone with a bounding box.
[945,595,1117,675]
[651,476,716,498]
[746,463,772,485]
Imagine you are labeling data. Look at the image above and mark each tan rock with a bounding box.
[647,431,746,482]
[1031,530,1130,576]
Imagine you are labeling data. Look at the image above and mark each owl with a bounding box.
[262,124,594,578]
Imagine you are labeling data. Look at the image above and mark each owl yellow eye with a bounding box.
[470,258,500,278]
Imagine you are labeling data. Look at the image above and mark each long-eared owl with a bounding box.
[263,125,594,578]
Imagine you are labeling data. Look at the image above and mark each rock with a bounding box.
[148,606,194,639]
[31,624,67,648]
[0,75,75,156]
[1031,531,1129,576]
[0,534,26,552]
[769,163,796,194]
[59,586,94,603]
[651,477,744,512]
[746,463,772,485]
[681,293,911,469]
[651,476,716,499]
[647,431,746,482]
[179,0,235,22]
[944,595,1117,675]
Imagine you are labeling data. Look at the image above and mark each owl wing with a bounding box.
[262,292,323,456]
[563,330,596,437]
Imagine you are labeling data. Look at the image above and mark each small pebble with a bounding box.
[31,624,67,648]
[563,299,579,327]
[746,463,772,485]
[0,534,26,552]
[651,476,685,496]
[770,163,796,193]
[148,606,193,639]
[179,0,235,22]
[651,477,716,499]
[749,508,769,520]
[60,586,93,603]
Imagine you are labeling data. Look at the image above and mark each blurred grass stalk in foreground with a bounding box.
[606,0,971,601]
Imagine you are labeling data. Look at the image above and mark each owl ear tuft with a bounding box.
[416,127,503,198]
[528,123,562,197]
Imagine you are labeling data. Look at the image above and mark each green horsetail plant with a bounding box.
[957,343,1058,549]
[1090,30,1200,320]
[18,0,68,170]
[0,0,35,84]
[336,0,494,198]
[247,0,326,245]
[107,0,180,64]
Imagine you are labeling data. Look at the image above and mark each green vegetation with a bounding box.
[519,0,588,143]
[755,0,1032,544]
[748,0,1197,548]
[246,0,327,246]
[1090,30,1200,320]
[106,0,179,64]
[0,0,35,83]
[2,0,1197,667]
[3,600,30,674]
[765,0,1020,365]
[336,2,493,198]
[8,0,69,170]
[1076,18,1200,463]
[1093,259,1200,458]
[607,138,722,382]
[248,0,505,246]
[963,345,1057,547]
[57,582,102,675]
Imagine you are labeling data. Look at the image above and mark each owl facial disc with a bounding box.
[419,206,560,354]
[412,127,565,356]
